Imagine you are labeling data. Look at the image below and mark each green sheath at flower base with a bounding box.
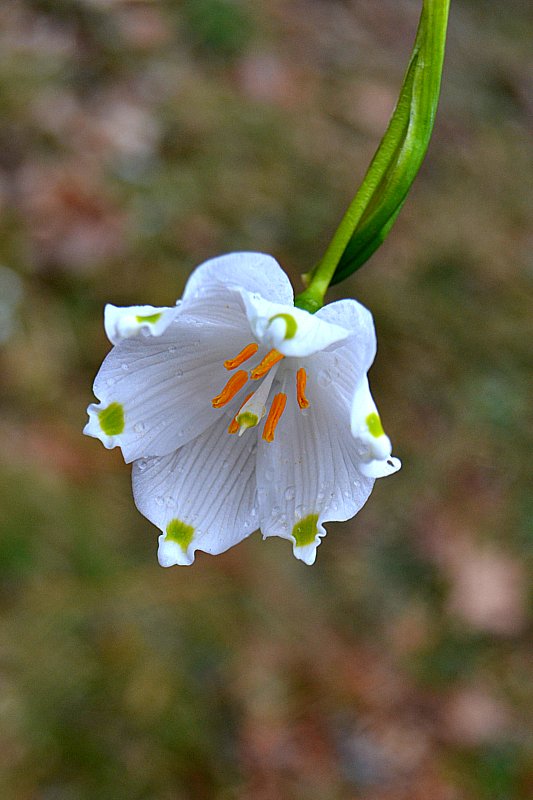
[295,0,450,312]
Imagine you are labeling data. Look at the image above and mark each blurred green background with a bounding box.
[0,1,531,798]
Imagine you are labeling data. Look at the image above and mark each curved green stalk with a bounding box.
[295,0,450,311]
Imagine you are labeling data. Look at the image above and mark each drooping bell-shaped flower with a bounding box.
[84,253,400,565]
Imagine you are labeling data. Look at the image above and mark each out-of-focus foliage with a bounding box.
[0,1,531,798]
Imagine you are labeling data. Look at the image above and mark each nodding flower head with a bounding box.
[84,252,400,566]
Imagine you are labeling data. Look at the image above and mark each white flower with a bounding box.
[84,252,400,566]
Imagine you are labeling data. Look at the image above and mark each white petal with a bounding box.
[319,303,401,478]
[256,368,375,565]
[179,285,249,331]
[350,376,394,462]
[182,252,294,305]
[85,318,253,462]
[358,456,401,478]
[240,291,350,357]
[132,414,259,566]
[104,304,178,345]
[84,400,125,450]
[315,298,376,375]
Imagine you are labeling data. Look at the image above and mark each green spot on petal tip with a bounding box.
[292,514,319,548]
[98,402,125,435]
[366,412,384,438]
[269,312,297,339]
[135,312,162,324]
[166,519,195,552]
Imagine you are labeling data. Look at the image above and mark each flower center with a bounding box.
[227,393,254,434]
[212,343,310,442]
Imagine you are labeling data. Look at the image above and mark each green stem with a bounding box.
[294,0,450,311]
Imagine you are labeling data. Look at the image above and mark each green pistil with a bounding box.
[237,411,259,429]
[292,514,319,547]
[166,519,195,552]
[98,402,125,435]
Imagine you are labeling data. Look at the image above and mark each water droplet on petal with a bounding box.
[121,363,129,371]
[106,377,115,387]
[134,422,146,434]
[264,468,275,482]
[317,369,332,387]
[168,345,177,354]
[165,496,176,508]
[284,486,296,501]
[155,496,164,506]
[271,505,281,517]
[176,369,183,378]
[137,459,148,472]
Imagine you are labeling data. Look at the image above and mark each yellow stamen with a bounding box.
[250,349,284,380]
[262,392,287,442]
[296,367,310,409]
[212,370,248,408]
[224,342,258,371]
[228,393,253,434]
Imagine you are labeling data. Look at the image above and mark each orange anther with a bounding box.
[250,349,284,380]
[228,393,253,434]
[224,343,258,371]
[296,367,310,410]
[212,370,248,408]
[262,392,287,443]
